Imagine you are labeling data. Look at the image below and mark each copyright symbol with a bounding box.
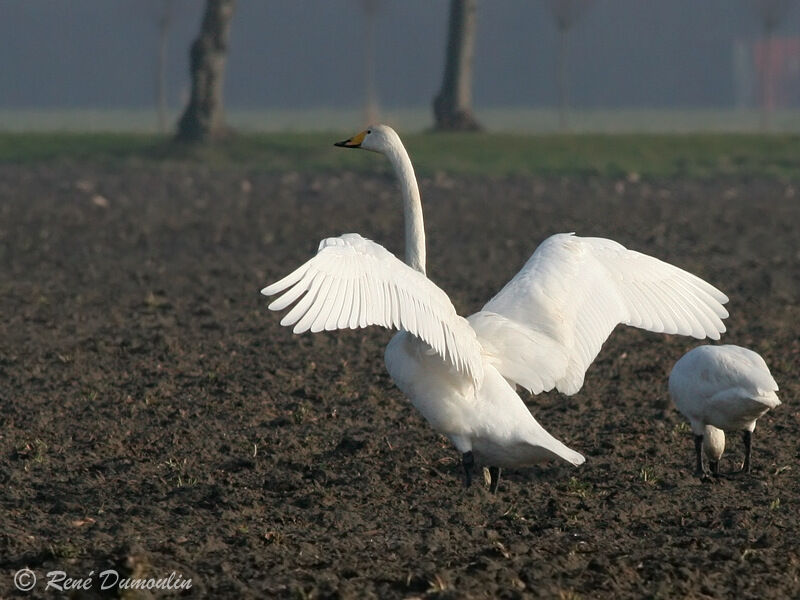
[14,568,36,592]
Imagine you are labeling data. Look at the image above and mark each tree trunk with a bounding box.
[433,0,481,131]
[176,0,236,143]
[759,31,774,132]
[156,0,172,133]
[556,25,569,131]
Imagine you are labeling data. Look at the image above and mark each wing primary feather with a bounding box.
[358,273,370,328]
[670,277,727,328]
[681,278,730,319]
[682,271,729,305]
[363,274,374,326]
[382,272,395,329]
[670,278,724,337]
[620,280,654,330]
[348,275,362,329]
[647,281,682,334]
[391,283,403,330]
[383,279,395,328]
[261,264,307,296]
[664,281,699,335]
[313,275,342,333]
[639,281,674,333]
[334,274,353,330]
[419,300,432,345]
[294,274,332,334]
[379,273,392,328]
[654,279,701,337]
[617,284,644,328]
[281,273,324,329]
[632,281,666,332]
[305,271,335,333]
[401,287,417,334]
[268,271,313,311]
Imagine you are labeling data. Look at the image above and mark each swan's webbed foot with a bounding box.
[488,466,501,494]
[462,451,474,488]
[696,470,715,483]
[696,469,713,481]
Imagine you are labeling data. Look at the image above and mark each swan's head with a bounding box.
[334,124,400,154]
[702,425,725,462]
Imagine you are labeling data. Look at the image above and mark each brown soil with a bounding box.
[1,163,798,599]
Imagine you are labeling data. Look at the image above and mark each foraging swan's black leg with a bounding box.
[709,460,720,476]
[742,430,752,473]
[462,451,475,488]
[488,466,501,494]
[693,435,706,476]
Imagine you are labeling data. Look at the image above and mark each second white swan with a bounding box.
[262,125,729,492]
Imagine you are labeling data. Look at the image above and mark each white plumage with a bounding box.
[262,124,730,492]
[669,344,780,476]
[263,233,484,385]
[472,233,729,396]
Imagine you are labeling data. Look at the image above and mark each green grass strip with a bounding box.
[0,131,797,179]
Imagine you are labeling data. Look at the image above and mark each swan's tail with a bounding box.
[759,390,781,410]
[528,426,586,466]
[547,442,586,467]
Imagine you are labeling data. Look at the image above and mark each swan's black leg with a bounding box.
[489,466,501,494]
[742,430,752,473]
[709,460,720,476]
[462,451,474,488]
[694,435,707,476]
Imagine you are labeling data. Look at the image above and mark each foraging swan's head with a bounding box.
[335,124,401,155]
[702,425,725,461]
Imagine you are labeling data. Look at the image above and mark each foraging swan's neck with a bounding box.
[386,140,426,274]
[703,425,725,461]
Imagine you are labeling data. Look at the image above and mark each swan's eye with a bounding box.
[367,129,372,134]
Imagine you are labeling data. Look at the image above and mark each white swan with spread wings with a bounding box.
[262,125,729,492]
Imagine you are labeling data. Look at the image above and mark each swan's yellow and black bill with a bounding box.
[334,130,367,148]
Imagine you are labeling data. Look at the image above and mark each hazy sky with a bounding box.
[1,0,797,110]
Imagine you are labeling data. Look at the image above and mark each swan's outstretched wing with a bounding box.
[470,233,729,395]
[262,233,483,385]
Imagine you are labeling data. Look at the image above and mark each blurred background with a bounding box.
[2,0,799,134]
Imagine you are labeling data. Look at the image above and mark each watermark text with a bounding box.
[13,568,192,593]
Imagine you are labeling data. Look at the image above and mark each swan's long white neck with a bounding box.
[385,140,426,274]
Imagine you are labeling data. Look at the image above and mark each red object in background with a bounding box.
[754,37,800,109]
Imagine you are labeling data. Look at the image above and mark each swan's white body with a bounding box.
[385,331,583,468]
[262,125,730,482]
[669,344,780,466]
